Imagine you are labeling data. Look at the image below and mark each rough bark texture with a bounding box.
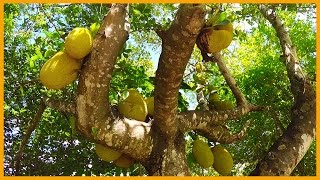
[154,4,206,139]
[15,4,272,176]
[144,4,206,175]
[75,4,153,160]
[250,5,316,176]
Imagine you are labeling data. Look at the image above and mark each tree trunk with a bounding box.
[143,130,190,176]
[250,5,316,176]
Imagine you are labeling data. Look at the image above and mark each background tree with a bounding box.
[4,3,316,176]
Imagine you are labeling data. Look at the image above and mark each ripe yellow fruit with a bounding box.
[95,143,122,162]
[213,100,234,110]
[39,51,81,90]
[193,73,207,85]
[118,90,148,121]
[208,93,220,103]
[192,139,214,168]
[211,145,233,176]
[113,154,135,168]
[214,23,233,33]
[145,97,154,116]
[195,63,204,73]
[65,27,93,59]
[197,27,233,53]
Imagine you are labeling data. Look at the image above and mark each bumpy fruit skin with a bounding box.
[192,139,214,168]
[195,63,204,73]
[118,90,148,121]
[95,143,122,162]
[211,145,234,176]
[65,27,93,59]
[39,51,81,90]
[213,100,234,110]
[114,154,135,168]
[145,97,154,116]
[209,93,220,103]
[197,27,233,53]
[214,23,233,33]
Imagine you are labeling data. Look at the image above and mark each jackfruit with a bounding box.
[213,100,234,110]
[211,144,233,175]
[65,27,93,59]
[214,23,233,33]
[192,139,214,168]
[208,93,220,103]
[195,62,204,73]
[118,90,148,121]
[113,154,135,168]
[196,27,233,54]
[39,51,81,90]
[193,73,207,85]
[95,143,122,162]
[145,96,154,116]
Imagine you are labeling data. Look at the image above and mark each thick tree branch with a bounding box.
[250,5,316,176]
[197,121,251,144]
[154,4,206,138]
[73,4,154,161]
[43,96,76,114]
[76,3,128,135]
[177,104,264,133]
[11,100,46,175]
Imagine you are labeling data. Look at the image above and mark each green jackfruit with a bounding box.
[114,154,135,168]
[192,139,214,168]
[211,144,233,175]
[213,100,234,110]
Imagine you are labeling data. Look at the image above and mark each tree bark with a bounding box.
[250,5,316,176]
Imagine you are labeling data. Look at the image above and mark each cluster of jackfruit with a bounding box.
[95,143,135,168]
[196,22,233,54]
[118,89,154,122]
[39,27,93,89]
[192,139,234,175]
[94,90,154,168]
[207,87,235,111]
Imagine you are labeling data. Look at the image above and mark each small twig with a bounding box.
[39,5,63,40]
[212,53,248,106]
[11,100,46,175]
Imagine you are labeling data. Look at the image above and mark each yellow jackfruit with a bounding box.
[39,51,81,90]
[213,100,234,110]
[193,73,207,85]
[95,143,122,162]
[196,27,233,54]
[113,154,135,168]
[192,139,214,168]
[195,62,204,73]
[65,27,93,59]
[118,90,148,121]
[211,145,233,176]
[145,96,154,116]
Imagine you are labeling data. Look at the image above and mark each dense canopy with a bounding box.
[4,3,316,176]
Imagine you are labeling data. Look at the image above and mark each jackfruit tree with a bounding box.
[4,3,316,176]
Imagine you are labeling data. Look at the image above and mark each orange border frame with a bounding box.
[0,0,318,179]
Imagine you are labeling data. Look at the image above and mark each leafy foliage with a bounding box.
[4,3,316,176]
